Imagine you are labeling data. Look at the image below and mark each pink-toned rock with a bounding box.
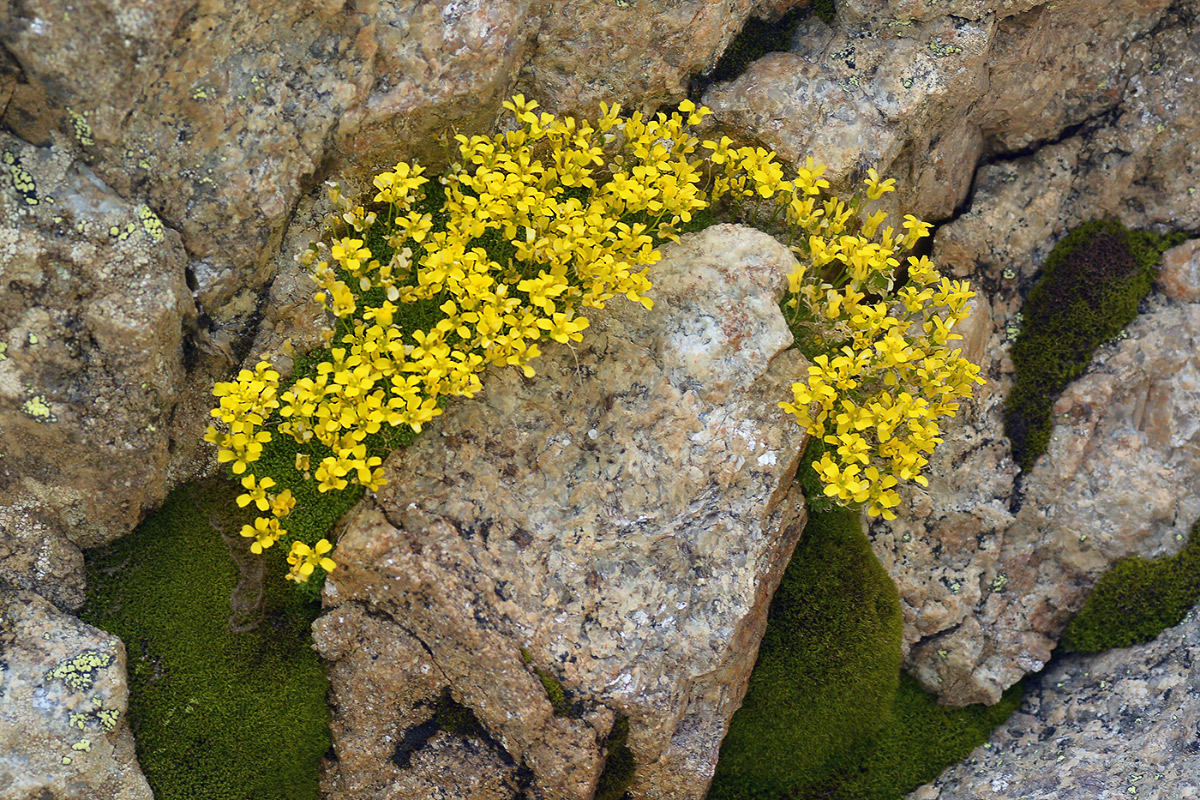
[316,225,810,799]
[1158,238,1200,304]
[702,0,1170,222]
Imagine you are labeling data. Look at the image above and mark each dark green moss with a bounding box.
[80,479,330,800]
[1005,220,1185,470]
[803,674,1023,800]
[434,689,488,739]
[812,0,836,24]
[537,669,571,717]
[595,715,636,800]
[708,441,904,799]
[1061,519,1200,653]
[708,439,1024,799]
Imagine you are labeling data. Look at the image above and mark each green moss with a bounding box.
[708,440,904,799]
[80,479,331,800]
[708,439,1024,799]
[1005,220,1185,470]
[595,715,636,800]
[805,674,1023,799]
[434,689,488,738]
[812,0,836,24]
[1061,519,1200,653]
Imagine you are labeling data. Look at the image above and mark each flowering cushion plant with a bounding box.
[203,94,984,583]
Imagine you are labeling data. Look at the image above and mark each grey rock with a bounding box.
[315,225,810,799]
[910,608,1200,800]
[0,131,194,608]
[0,585,152,800]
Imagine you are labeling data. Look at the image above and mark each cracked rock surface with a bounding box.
[0,585,152,800]
[870,2,1200,706]
[910,608,1200,800]
[314,225,810,799]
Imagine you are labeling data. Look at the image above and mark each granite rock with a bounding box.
[315,225,810,799]
[0,131,195,608]
[0,585,152,800]
[701,0,1172,222]
[910,608,1200,800]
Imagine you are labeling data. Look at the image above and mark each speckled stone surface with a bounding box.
[316,225,810,799]
[0,131,194,608]
[0,585,151,800]
[910,608,1200,800]
[867,4,1200,706]
[701,0,1172,222]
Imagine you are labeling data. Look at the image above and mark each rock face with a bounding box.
[849,4,1200,705]
[910,608,1200,800]
[0,131,195,609]
[701,0,1175,222]
[314,225,810,799]
[0,0,805,610]
[0,585,152,800]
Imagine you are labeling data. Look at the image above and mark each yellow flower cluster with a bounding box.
[702,152,985,518]
[203,96,715,583]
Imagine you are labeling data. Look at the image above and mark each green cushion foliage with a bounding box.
[1005,220,1185,470]
[1061,519,1200,653]
[805,674,1023,799]
[80,479,331,800]
[708,440,904,799]
[707,440,1024,800]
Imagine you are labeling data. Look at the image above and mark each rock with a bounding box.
[0,585,152,800]
[860,3,1200,706]
[872,233,1200,706]
[315,224,810,799]
[1157,237,1200,304]
[0,131,195,608]
[909,608,1200,800]
[700,0,1172,222]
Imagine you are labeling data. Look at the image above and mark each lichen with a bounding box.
[3,150,39,206]
[137,204,166,242]
[22,394,56,421]
[45,649,113,691]
[66,108,95,147]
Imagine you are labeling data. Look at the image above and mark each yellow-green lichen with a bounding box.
[137,205,166,242]
[72,739,92,752]
[27,332,37,345]
[67,108,95,147]
[46,649,113,690]
[0,342,7,360]
[3,150,39,206]
[928,38,964,58]
[23,394,57,422]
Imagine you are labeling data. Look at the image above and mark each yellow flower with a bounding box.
[285,539,337,583]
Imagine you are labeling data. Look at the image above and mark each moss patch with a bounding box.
[708,440,1023,799]
[1005,220,1185,470]
[595,715,636,800]
[708,440,904,799]
[1061,518,1200,653]
[80,479,331,800]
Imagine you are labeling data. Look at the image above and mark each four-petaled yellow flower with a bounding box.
[286,539,337,583]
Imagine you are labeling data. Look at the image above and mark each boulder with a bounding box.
[859,3,1200,706]
[0,585,152,800]
[0,131,194,609]
[910,608,1200,800]
[700,0,1173,222]
[314,225,810,799]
